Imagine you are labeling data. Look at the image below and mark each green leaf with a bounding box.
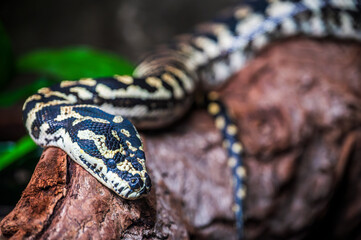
[17,47,135,80]
[0,136,37,171]
[0,22,14,86]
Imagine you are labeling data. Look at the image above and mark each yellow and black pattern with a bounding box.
[23,1,361,238]
[207,91,246,236]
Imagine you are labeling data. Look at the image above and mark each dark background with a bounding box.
[0,0,239,62]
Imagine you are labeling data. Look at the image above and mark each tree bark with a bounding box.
[1,38,361,239]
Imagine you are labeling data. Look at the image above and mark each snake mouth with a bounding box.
[118,185,149,199]
[116,172,151,199]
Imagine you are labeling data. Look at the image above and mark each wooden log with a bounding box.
[0,146,188,239]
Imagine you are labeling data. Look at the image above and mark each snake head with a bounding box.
[72,111,151,200]
[103,118,151,199]
[104,117,152,199]
[111,145,152,199]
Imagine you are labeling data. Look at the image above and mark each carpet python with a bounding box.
[23,0,361,238]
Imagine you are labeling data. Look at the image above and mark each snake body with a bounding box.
[23,0,361,237]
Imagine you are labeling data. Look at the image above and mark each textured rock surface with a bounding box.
[222,38,361,239]
[0,147,188,239]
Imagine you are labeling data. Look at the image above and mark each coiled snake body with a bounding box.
[23,0,361,238]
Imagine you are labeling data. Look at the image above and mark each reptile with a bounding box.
[23,0,361,238]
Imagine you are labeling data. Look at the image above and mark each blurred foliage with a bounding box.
[18,47,134,80]
[0,136,37,172]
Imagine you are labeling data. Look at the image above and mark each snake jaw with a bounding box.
[114,171,151,199]
[113,122,152,199]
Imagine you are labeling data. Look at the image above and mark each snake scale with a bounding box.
[23,0,361,238]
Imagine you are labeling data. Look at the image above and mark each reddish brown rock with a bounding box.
[222,37,361,239]
[0,147,188,239]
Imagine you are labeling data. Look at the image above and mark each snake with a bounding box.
[23,0,361,238]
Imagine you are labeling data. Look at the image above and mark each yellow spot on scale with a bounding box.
[126,141,137,152]
[208,102,220,115]
[121,129,131,137]
[71,115,109,126]
[38,87,51,94]
[236,166,246,178]
[228,157,237,168]
[24,94,41,103]
[226,124,238,136]
[215,116,225,129]
[236,187,246,199]
[23,94,41,110]
[137,157,145,164]
[212,23,228,36]
[194,37,220,58]
[114,75,134,85]
[113,116,123,123]
[165,66,193,92]
[207,91,219,101]
[53,106,75,122]
[232,204,241,213]
[60,81,77,88]
[162,73,184,99]
[111,130,120,141]
[79,78,97,86]
[117,160,131,172]
[37,88,77,103]
[232,142,243,154]
[70,87,93,100]
[145,77,163,88]
[61,106,73,115]
[235,6,252,19]
[165,66,182,75]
